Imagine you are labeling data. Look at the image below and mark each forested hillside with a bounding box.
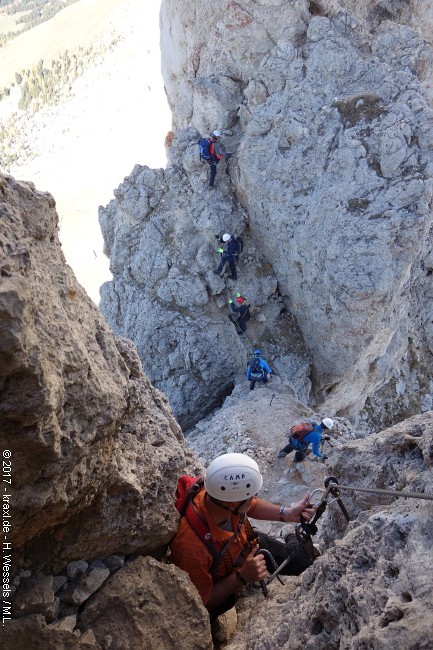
[0,0,79,46]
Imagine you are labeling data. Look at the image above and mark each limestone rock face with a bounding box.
[0,173,198,574]
[99,160,311,429]
[100,0,433,431]
[79,556,212,650]
[1,613,99,650]
[224,411,433,650]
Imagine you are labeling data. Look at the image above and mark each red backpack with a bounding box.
[174,476,225,572]
[174,476,257,573]
[289,422,314,441]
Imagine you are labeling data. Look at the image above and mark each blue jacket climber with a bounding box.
[278,418,334,461]
[293,423,325,458]
[246,349,272,391]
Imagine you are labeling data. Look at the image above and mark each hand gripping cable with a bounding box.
[265,484,340,586]
[253,547,283,598]
[265,475,433,590]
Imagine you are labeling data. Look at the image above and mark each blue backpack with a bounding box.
[198,137,211,161]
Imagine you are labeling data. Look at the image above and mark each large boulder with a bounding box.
[0,173,198,575]
[79,556,212,650]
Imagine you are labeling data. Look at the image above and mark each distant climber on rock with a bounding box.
[215,232,243,261]
[246,349,272,391]
[170,453,318,629]
[198,130,232,187]
[228,294,251,335]
[277,418,334,462]
[214,233,241,279]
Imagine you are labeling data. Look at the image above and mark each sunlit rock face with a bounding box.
[100,0,432,431]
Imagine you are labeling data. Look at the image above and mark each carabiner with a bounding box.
[308,488,326,508]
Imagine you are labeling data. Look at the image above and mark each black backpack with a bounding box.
[248,357,262,376]
[242,305,251,322]
[234,236,244,255]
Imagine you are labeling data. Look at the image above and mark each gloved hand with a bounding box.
[217,247,224,253]
[323,435,331,441]
[228,299,233,304]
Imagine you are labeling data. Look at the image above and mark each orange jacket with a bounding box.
[170,489,258,606]
[209,140,223,161]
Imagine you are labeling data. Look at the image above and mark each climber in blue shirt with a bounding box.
[278,418,334,461]
[246,349,272,391]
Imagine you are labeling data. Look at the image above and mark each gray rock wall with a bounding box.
[99,158,312,429]
[231,13,433,422]
[99,0,432,431]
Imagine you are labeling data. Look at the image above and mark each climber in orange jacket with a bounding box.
[170,453,317,619]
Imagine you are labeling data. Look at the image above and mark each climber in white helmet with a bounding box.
[277,417,335,462]
[204,129,233,187]
[170,453,317,622]
[213,232,242,280]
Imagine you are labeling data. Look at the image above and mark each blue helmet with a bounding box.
[253,349,262,357]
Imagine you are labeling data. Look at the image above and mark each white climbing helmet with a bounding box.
[212,130,222,138]
[322,417,334,430]
[222,233,231,242]
[204,453,263,501]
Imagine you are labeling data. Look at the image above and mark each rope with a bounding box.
[252,548,283,596]
[328,482,433,502]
